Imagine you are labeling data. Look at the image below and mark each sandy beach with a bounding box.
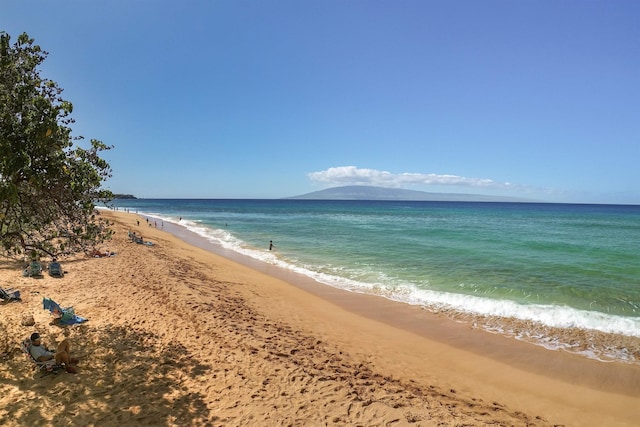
[1,210,639,426]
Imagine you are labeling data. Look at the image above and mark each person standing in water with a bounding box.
[269,240,274,251]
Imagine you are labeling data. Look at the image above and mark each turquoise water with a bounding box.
[110,199,640,360]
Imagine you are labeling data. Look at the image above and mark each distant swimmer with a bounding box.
[269,240,274,251]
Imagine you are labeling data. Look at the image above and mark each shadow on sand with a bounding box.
[2,324,216,426]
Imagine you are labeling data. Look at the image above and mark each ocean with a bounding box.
[108,199,640,364]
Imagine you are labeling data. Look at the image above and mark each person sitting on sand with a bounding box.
[128,231,145,244]
[88,249,115,258]
[23,259,43,277]
[29,332,79,374]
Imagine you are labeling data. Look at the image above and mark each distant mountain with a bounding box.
[287,185,530,202]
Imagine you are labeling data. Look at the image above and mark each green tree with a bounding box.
[0,31,114,258]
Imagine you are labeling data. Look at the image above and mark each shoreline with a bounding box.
[146,209,640,369]
[1,209,639,426]
[129,211,640,419]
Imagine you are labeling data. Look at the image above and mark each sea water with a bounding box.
[109,199,640,363]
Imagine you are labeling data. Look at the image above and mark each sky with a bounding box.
[3,1,639,203]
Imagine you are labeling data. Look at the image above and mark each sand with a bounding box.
[1,210,639,426]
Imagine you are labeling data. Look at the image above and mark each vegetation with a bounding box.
[0,32,114,259]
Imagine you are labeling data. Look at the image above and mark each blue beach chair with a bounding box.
[42,297,87,324]
[0,286,21,302]
[48,261,64,277]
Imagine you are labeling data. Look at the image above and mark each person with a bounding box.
[89,248,114,257]
[29,332,79,373]
[269,240,274,251]
[23,259,43,277]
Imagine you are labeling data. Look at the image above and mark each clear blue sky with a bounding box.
[3,1,639,203]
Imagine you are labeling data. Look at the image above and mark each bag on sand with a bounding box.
[21,314,35,326]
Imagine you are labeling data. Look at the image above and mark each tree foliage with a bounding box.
[0,31,114,258]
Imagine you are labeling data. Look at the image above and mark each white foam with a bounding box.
[396,287,640,338]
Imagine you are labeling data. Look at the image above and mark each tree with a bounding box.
[0,31,114,259]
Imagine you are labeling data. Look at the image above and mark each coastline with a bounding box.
[133,199,640,364]
[1,209,639,426]
[148,211,640,399]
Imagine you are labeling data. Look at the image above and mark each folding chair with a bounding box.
[23,261,43,277]
[0,286,21,302]
[42,297,87,324]
[21,338,62,377]
[48,261,64,277]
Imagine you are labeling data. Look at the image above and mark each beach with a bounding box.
[1,210,639,426]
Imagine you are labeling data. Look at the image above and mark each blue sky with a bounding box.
[3,1,639,203]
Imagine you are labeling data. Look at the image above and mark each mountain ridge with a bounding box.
[286,185,531,202]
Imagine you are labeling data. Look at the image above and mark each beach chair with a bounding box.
[23,260,43,277]
[0,286,21,302]
[48,261,64,277]
[21,338,62,377]
[132,235,153,246]
[42,297,87,324]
